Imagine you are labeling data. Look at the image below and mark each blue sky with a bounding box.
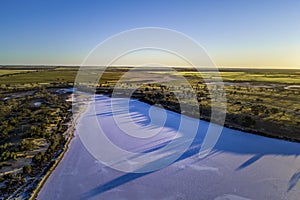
[0,0,299,68]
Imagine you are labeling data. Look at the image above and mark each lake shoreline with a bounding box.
[139,96,300,143]
[30,93,89,200]
[105,93,300,144]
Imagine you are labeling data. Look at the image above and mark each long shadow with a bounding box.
[236,154,263,170]
[95,97,169,129]
[81,172,151,199]
[81,133,202,199]
[81,97,300,199]
[287,170,300,192]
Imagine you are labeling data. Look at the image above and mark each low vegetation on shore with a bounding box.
[0,84,72,199]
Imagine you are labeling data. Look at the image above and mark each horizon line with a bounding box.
[0,64,300,70]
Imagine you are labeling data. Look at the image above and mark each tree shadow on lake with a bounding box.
[287,170,300,192]
[81,97,300,199]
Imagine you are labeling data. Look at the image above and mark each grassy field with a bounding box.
[1,66,300,85]
[0,70,77,85]
[172,71,300,84]
[0,70,35,76]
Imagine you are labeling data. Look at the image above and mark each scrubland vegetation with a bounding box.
[0,72,72,198]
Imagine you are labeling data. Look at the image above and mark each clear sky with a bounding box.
[0,0,299,68]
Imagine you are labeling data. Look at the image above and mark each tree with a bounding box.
[242,116,256,127]
[23,165,32,175]
[19,139,33,151]
[32,152,45,166]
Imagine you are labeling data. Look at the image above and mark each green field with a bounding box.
[1,66,300,85]
[0,70,36,75]
[0,70,77,85]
